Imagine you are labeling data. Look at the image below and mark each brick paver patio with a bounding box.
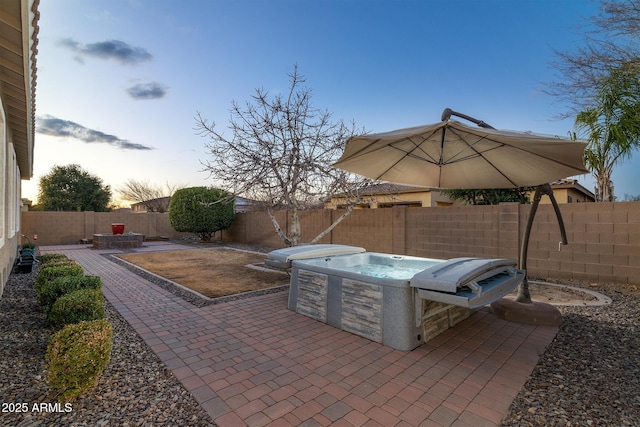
[40,243,558,427]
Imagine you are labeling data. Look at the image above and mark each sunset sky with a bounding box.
[24,0,640,204]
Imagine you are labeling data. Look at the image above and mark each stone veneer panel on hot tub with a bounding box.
[288,252,439,351]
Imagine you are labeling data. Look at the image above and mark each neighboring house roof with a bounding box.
[130,196,172,211]
[234,197,266,212]
[325,183,434,200]
[356,183,434,195]
[550,178,595,201]
[130,196,263,213]
[0,0,40,179]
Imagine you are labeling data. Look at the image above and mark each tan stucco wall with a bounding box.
[325,190,455,209]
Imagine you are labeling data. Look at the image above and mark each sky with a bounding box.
[23,0,640,205]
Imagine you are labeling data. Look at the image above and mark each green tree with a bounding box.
[575,66,640,202]
[441,188,532,205]
[37,164,111,211]
[169,187,235,242]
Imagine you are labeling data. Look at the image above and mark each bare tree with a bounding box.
[117,179,183,212]
[549,0,640,114]
[196,65,373,246]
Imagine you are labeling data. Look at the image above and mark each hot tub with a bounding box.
[267,245,524,351]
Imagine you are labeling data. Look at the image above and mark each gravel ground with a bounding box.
[0,265,216,427]
[502,281,640,426]
[1,255,639,426]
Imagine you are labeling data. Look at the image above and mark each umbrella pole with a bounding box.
[516,183,569,303]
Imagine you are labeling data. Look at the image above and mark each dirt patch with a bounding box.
[118,248,288,298]
[507,281,600,305]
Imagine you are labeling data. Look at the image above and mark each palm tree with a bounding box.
[575,65,640,202]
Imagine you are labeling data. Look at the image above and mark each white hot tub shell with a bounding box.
[266,245,524,351]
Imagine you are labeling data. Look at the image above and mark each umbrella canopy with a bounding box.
[333,119,588,189]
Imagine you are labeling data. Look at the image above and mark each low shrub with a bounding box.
[35,262,84,300]
[47,288,105,329]
[38,253,70,266]
[46,319,113,401]
[38,275,103,314]
[20,242,37,251]
[41,258,77,267]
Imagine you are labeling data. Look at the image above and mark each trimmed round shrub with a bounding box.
[38,253,70,266]
[35,263,84,300]
[38,275,103,314]
[47,288,105,329]
[169,186,235,242]
[46,319,113,401]
[41,258,78,268]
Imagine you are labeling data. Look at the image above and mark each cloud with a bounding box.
[127,82,168,100]
[59,38,152,65]
[36,115,154,151]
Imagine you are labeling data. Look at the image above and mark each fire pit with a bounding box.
[93,233,143,249]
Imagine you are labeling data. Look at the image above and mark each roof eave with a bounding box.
[1,0,39,180]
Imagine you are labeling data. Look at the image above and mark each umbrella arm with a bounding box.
[441,108,495,129]
[516,183,568,303]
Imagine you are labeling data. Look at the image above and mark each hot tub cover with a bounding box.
[411,257,524,309]
[411,257,516,292]
[265,244,366,269]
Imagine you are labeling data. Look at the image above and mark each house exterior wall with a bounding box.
[1,0,38,299]
[1,104,23,297]
[0,108,21,296]
[325,189,455,209]
[534,187,594,204]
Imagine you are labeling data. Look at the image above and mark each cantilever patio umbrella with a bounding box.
[333,108,589,303]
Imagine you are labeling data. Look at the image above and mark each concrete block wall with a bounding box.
[223,202,639,286]
[21,201,640,285]
[20,211,190,246]
[225,210,288,248]
[522,202,640,285]
[298,209,333,245]
[330,209,394,253]
[21,211,86,245]
[404,204,512,261]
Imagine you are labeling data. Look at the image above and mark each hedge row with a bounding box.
[36,253,113,401]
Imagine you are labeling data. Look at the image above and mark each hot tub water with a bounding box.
[339,262,439,280]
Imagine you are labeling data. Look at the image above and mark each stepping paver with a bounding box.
[40,244,559,427]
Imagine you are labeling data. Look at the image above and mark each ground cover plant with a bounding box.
[118,248,287,298]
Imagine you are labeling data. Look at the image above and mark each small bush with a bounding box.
[38,253,70,266]
[20,243,37,252]
[47,288,105,329]
[35,263,84,299]
[46,319,113,401]
[41,258,77,268]
[38,275,103,314]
